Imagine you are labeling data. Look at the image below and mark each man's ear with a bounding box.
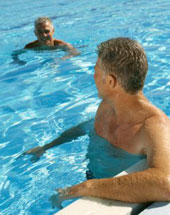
[106,74,117,89]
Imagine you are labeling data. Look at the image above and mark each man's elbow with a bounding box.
[164,175,170,201]
[157,175,170,201]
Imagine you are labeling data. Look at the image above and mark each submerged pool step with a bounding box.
[55,159,150,215]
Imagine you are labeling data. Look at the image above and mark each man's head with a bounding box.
[34,17,54,46]
[97,37,148,94]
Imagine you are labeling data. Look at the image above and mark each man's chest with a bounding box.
[94,112,145,154]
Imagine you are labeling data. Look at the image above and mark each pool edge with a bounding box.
[55,159,149,215]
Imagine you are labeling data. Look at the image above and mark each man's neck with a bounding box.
[105,91,150,125]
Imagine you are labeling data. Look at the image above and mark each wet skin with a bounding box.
[24,57,170,207]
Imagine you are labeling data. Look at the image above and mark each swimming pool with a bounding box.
[1,0,170,214]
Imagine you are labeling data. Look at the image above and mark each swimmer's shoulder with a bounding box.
[145,104,170,127]
[142,108,170,171]
[54,39,68,46]
[95,100,116,129]
[53,39,74,50]
[24,40,39,49]
[144,108,170,132]
[142,107,170,149]
[96,100,114,115]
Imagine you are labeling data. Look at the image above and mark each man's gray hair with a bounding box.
[34,17,54,29]
[97,37,148,94]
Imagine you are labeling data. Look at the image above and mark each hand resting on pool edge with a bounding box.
[49,187,73,209]
[25,37,170,208]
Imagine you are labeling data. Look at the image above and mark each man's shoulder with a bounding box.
[53,39,68,47]
[143,109,170,171]
[95,100,115,121]
[24,40,39,49]
[145,108,169,126]
[97,100,113,112]
[144,109,170,139]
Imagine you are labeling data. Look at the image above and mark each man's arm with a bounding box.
[24,119,93,160]
[52,117,170,206]
[24,40,39,49]
[11,49,27,65]
[56,40,80,59]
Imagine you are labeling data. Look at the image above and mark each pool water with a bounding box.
[0,0,170,214]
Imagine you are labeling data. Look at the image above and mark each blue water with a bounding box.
[1,0,170,214]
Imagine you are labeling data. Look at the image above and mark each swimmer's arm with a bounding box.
[24,40,39,49]
[24,119,93,160]
[43,119,92,151]
[56,40,80,59]
[11,49,27,65]
[53,119,170,205]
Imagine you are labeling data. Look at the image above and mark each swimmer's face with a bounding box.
[94,58,117,99]
[34,21,54,46]
[94,58,107,98]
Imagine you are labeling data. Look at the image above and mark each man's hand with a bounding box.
[11,49,27,65]
[23,146,45,162]
[49,187,72,209]
[61,55,73,60]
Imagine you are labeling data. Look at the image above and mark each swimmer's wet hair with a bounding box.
[34,17,54,28]
[97,37,148,94]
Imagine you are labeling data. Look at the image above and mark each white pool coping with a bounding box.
[55,159,149,215]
